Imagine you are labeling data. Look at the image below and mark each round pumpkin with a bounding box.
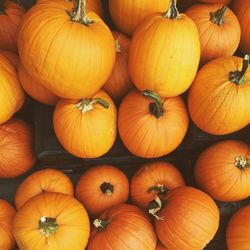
[76,165,129,217]
[185,4,241,65]
[15,168,74,209]
[198,0,231,4]
[88,204,157,250]
[155,186,220,250]
[118,89,189,158]
[18,64,58,105]
[128,0,200,97]
[0,49,19,69]
[53,89,117,158]
[18,0,115,99]
[188,55,250,135]
[14,192,90,250]
[131,161,185,209]
[226,205,250,250]
[0,199,16,250]
[102,31,133,103]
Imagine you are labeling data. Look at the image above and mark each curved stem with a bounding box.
[100,182,114,196]
[210,6,228,26]
[76,98,109,113]
[235,156,249,170]
[39,217,58,238]
[163,0,180,19]
[147,196,165,221]
[93,219,111,231]
[148,184,168,196]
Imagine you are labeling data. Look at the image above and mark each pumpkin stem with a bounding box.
[229,55,249,85]
[100,182,114,196]
[210,6,228,26]
[163,0,180,19]
[115,39,121,53]
[142,90,165,119]
[148,184,168,196]
[235,156,249,170]
[39,217,58,238]
[147,196,165,221]
[93,219,111,231]
[76,98,109,113]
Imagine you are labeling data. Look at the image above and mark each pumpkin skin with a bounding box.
[131,161,185,209]
[198,0,231,4]
[15,168,74,209]
[0,54,24,124]
[18,64,58,105]
[226,205,250,250]
[194,140,250,202]
[129,1,200,97]
[53,90,117,158]
[76,165,129,217]
[18,1,115,99]
[0,199,16,250]
[155,186,220,250]
[188,55,250,135]
[14,192,90,250]
[185,4,241,65]
[0,49,19,69]
[118,89,189,158]
[88,204,157,250]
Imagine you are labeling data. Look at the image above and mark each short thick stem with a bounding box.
[210,6,228,26]
[235,156,249,170]
[148,184,168,196]
[100,182,114,196]
[147,196,165,221]
[93,219,111,231]
[39,217,58,238]
[71,0,94,25]
[76,98,109,113]
[163,0,180,19]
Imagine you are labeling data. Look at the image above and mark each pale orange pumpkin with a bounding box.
[0,49,19,69]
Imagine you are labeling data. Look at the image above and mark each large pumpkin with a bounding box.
[118,89,189,158]
[155,186,220,250]
[53,90,117,158]
[0,199,16,250]
[128,0,200,97]
[188,55,250,135]
[0,119,36,178]
[76,165,129,217]
[18,0,115,99]
[14,192,90,250]
[131,161,185,209]
[0,49,19,69]
[88,204,157,250]
[185,4,241,65]
[15,168,74,209]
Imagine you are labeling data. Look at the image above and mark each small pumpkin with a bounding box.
[76,165,129,217]
[14,192,90,250]
[53,90,117,158]
[0,49,19,69]
[198,0,231,4]
[88,204,157,250]
[118,89,189,158]
[15,168,74,209]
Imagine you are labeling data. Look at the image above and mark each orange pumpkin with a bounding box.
[102,31,133,103]
[0,119,36,178]
[188,55,250,135]
[131,161,185,209]
[118,89,189,158]
[76,165,129,217]
[18,0,115,99]
[18,64,58,105]
[53,90,117,158]
[186,4,241,65]
[128,0,200,97]
[15,168,74,209]
[0,199,16,250]
[226,205,250,250]
[0,49,19,69]
[14,192,90,250]
[155,187,220,250]
[88,204,157,250]
[198,0,231,4]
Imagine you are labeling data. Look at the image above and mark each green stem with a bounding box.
[100,182,114,196]
[210,6,228,26]
[93,219,111,231]
[76,98,109,113]
[235,156,249,170]
[39,217,58,238]
[148,184,168,196]
[163,0,180,19]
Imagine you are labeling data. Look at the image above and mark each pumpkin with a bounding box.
[232,0,250,55]
[88,204,157,250]
[109,0,170,36]
[118,89,189,158]
[18,64,58,105]
[0,0,25,52]
[102,31,134,103]
[14,192,90,250]
[131,161,185,209]
[18,0,115,99]
[53,90,117,158]
[185,4,241,65]
[0,49,19,69]
[194,140,250,202]
[15,168,74,209]
[154,186,220,250]
[0,199,16,250]
[156,242,168,250]
[0,54,24,124]
[128,0,200,97]
[76,165,129,217]
[0,119,36,178]
[188,55,250,135]
[198,0,231,4]
[226,205,250,250]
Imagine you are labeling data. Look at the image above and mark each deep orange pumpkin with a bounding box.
[0,49,19,69]
[118,89,189,158]
[88,204,157,250]
[198,0,231,4]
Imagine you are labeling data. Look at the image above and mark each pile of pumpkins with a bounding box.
[0,0,250,249]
